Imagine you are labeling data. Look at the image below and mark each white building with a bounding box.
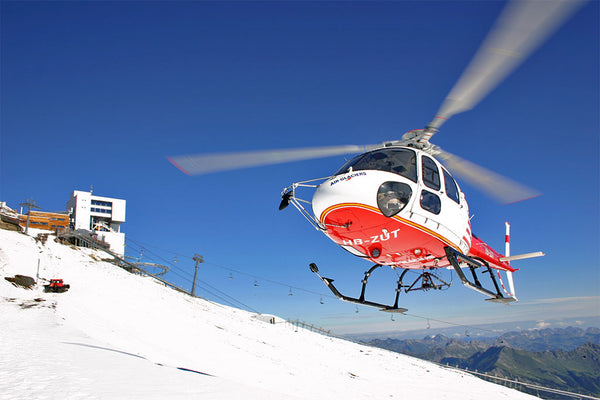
[66,190,126,255]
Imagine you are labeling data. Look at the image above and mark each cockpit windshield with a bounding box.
[335,148,417,182]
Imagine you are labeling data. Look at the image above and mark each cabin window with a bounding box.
[377,181,412,217]
[442,168,460,204]
[422,156,440,191]
[335,148,417,182]
[420,190,441,215]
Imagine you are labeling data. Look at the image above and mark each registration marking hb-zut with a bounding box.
[341,228,401,246]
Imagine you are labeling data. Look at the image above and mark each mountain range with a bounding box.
[368,328,600,398]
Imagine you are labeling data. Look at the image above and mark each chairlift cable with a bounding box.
[206,261,337,300]
[125,238,259,313]
[125,237,502,335]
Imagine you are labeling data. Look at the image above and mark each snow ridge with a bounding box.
[0,229,537,399]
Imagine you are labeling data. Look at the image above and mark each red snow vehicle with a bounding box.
[43,279,70,293]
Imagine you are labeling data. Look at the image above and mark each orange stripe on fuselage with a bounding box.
[319,203,460,252]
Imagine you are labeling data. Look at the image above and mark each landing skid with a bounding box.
[310,263,455,313]
[310,247,516,312]
[444,247,517,303]
[310,263,408,313]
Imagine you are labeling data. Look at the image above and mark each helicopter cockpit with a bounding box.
[335,148,417,182]
[334,148,417,218]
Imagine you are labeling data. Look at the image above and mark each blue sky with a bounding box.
[1,0,598,336]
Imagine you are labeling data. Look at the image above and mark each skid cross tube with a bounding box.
[309,263,408,313]
[444,247,516,303]
[403,270,451,292]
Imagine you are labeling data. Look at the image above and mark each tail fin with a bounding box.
[504,222,516,298]
[497,222,545,299]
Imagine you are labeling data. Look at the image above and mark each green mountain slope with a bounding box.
[368,328,600,397]
[444,343,600,395]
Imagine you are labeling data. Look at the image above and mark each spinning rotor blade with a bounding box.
[437,149,540,204]
[427,0,585,132]
[168,144,379,175]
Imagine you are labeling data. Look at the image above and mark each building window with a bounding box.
[91,200,112,207]
[91,207,111,214]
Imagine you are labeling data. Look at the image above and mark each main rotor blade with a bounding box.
[427,0,585,131]
[437,149,540,204]
[168,144,379,175]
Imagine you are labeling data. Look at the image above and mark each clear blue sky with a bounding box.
[1,0,598,336]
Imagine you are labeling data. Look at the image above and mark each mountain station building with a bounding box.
[67,190,126,255]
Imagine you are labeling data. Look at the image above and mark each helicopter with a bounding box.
[168,0,584,312]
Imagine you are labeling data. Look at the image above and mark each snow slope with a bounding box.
[0,228,538,399]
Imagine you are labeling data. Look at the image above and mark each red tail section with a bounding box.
[467,236,517,272]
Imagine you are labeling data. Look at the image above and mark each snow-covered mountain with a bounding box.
[0,228,538,399]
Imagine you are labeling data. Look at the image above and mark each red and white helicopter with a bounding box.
[169,0,583,312]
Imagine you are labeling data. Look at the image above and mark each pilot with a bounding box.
[379,190,406,214]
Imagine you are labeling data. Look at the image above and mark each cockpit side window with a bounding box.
[442,168,460,204]
[422,156,440,191]
[420,190,441,215]
[334,148,417,182]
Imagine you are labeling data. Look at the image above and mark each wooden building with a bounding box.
[19,211,70,231]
